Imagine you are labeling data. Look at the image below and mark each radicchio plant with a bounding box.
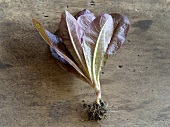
[33,9,129,120]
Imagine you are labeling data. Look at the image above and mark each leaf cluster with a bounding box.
[32,9,129,102]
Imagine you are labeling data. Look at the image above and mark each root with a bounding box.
[86,100,108,120]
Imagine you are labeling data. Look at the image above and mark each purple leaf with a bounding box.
[77,13,96,31]
[58,11,92,82]
[107,13,130,55]
[74,9,92,19]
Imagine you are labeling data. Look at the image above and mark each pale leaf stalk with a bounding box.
[93,80,101,104]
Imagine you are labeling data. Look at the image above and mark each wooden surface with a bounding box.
[0,0,170,126]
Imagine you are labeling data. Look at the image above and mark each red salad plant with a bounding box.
[32,9,129,120]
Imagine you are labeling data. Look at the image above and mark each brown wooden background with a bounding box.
[0,0,170,126]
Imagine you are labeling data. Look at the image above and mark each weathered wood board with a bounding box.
[0,0,170,126]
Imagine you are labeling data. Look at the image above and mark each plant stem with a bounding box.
[95,90,101,104]
[93,80,101,104]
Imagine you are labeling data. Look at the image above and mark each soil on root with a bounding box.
[84,100,108,120]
